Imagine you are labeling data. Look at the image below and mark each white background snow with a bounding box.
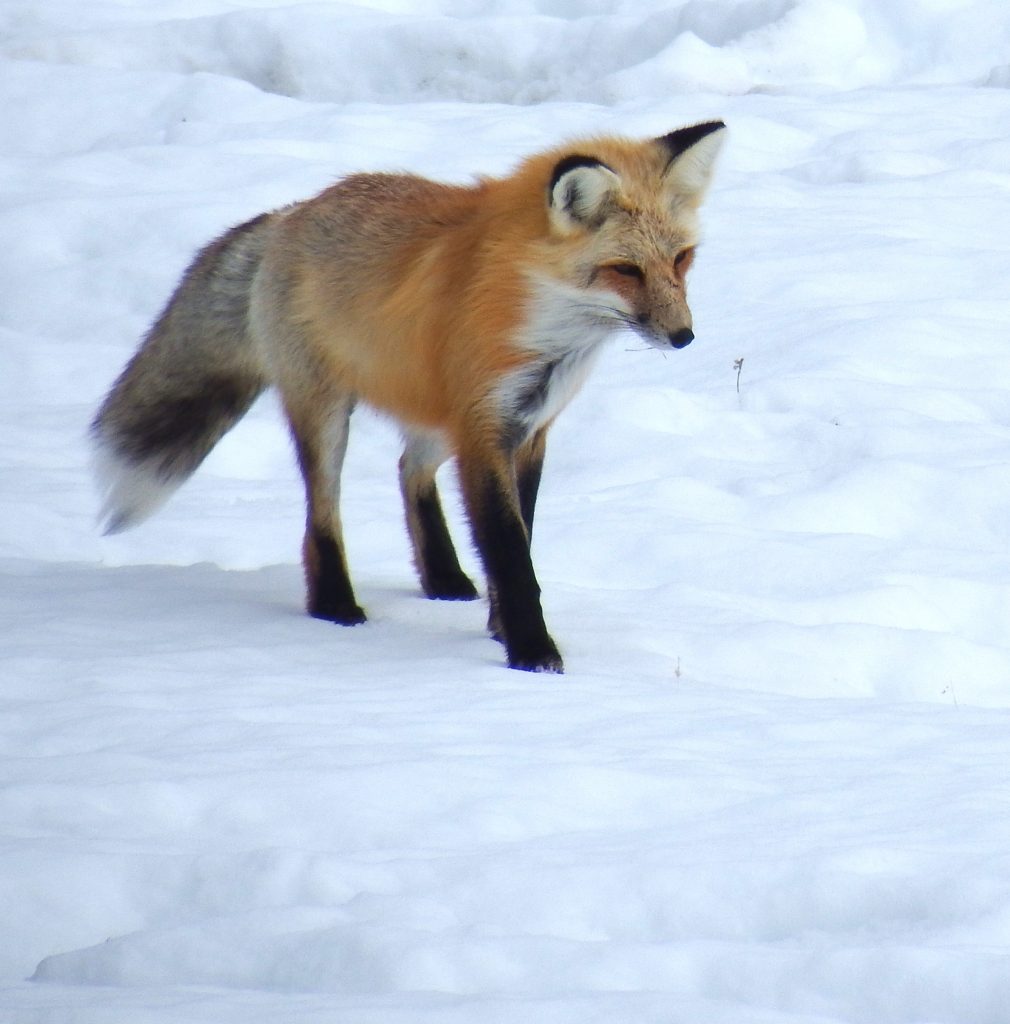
[2,1,1010,1021]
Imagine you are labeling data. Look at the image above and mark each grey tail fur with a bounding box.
[91,212,274,534]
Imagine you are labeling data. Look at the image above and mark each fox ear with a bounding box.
[548,155,621,234]
[657,121,726,201]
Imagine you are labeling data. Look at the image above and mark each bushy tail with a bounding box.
[92,213,275,533]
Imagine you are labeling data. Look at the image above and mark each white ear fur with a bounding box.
[663,125,726,199]
[548,158,622,234]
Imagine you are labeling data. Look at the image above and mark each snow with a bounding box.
[2,0,1010,1020]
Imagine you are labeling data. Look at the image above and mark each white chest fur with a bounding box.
[495,275,624,441]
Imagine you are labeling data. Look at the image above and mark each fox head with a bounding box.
[541,121,726,350]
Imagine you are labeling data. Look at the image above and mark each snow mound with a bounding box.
[5,0,1010,103]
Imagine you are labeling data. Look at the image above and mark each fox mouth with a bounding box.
[633,323,694,350]
[588,301,694,351]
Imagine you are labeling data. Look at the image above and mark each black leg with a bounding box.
[410,480,479,600]
[399,437,477,601]
[460,448,562,674]
[488,428,547,642]
[516,427,547,536]
[288,396,366,626]
[304,525,366,625]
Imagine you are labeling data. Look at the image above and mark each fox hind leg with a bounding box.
[287,392,366,626]
[399,431,478,601]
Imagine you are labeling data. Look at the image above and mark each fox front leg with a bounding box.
[486,427,548,643]
[458,441,562,674]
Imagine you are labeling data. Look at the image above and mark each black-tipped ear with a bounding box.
[657,121,727,168]
[548,155,621,234]
[657,121,727,200]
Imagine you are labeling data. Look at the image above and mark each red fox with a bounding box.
[92,121,726,673]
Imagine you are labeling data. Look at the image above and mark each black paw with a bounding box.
[310,602,367,626]
[506,636,564,674]
[423,572,479,601]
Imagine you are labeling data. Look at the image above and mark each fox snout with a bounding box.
[633,316,695,350]
[636,312,695,350]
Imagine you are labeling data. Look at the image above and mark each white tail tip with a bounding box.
[92,438,181,534]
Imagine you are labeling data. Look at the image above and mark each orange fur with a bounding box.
[256,128,722,449]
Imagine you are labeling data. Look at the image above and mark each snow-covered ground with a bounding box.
[3,1,1010,1021]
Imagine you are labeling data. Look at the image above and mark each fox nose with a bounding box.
[668,328,694,349]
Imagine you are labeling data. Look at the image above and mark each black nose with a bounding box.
[669,328,694,349]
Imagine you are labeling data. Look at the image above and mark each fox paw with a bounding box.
[310,602,367,626]
[506,637,564,674]
[423,572,479,601]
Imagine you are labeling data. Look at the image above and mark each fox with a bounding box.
[92,120,726,673]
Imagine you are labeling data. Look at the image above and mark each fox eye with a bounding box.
[607,262,645,281]
[674,248,695,270]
